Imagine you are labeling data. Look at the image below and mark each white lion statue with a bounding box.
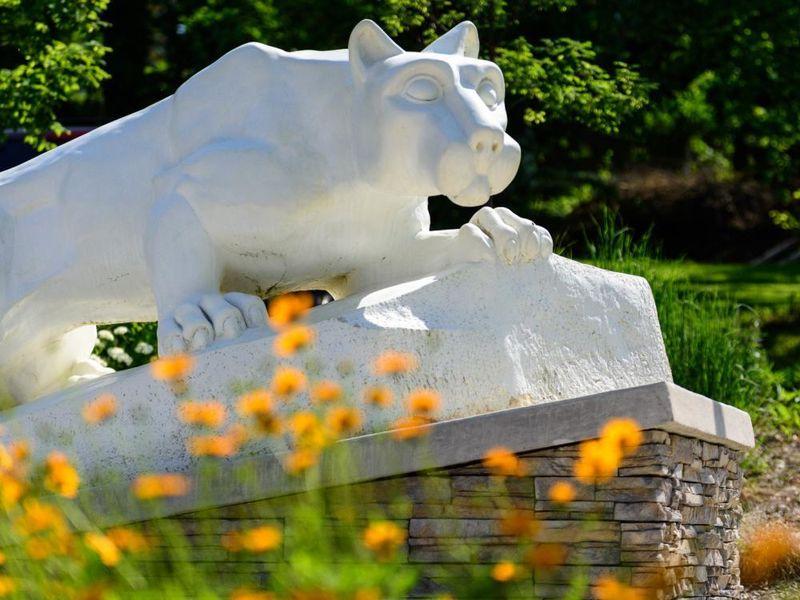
[0,20,552,403]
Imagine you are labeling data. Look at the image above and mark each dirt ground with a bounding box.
[743,431,800,524]
[741,431,800,598]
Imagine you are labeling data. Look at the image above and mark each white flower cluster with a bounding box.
[107,346,133,366]
[135,341,154,355]
[93,323,157,371]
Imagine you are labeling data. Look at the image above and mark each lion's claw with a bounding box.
[157,292,267,355]
[463,206,552,264]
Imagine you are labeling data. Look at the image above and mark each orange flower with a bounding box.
[326,406,363,434]
[222,524,282,554]
[268,292,314,329]
[373,351,418,376]
[150,353,195,381]
[548,481,576,504]
[0,447,13,473]
[14,499,67,536]
[243,525,282,552]
[525,543,568,572]
[498,510,539,538]
[230,588,276,600]
[254,412,283,436]
[178,400,227,428]
[406,389,440,416]
[271,366,307,397]
[0,447,12,473]
[390,415,432,440]
[237,388,273,417]
[188,434,239,457]
[9,440,29,463]
[363,386,393,408]
[284,449,319,475]
[491,561,518,582]
[230,525,282,553]
[353,589,381,600]
[85,532,120,566]
[600,418,643,457]
[482,447,526,477]
[311,380,343,404]
[0,576,15,596]
[82,394,117,424]
[106,527,149,553]
[290,411,321,438]
[574,439,621,484]
[25,537,66,560]
[273,325,316,357]
[362,521,406,561]
[291,414,329,449]
[44,452,80,499]
[132,473,190,500]
[595,576,646,600]
[238,389,282,435]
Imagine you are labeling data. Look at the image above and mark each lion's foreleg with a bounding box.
[350,209,552,294]
[346,228,493,293]
[145,194,266,356]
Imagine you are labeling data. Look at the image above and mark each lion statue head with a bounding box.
[349,20,521,207]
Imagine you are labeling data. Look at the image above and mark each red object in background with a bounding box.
[0,126,97,171]
[43,126,95,144]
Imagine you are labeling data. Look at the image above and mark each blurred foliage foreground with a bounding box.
[0,294,657,599]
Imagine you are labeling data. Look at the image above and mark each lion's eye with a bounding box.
[477,79,500,108]
[404,76,442,102]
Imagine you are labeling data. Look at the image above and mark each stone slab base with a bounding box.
[148,429,744,599]
[2,257,672,481]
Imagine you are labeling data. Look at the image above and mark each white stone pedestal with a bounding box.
[1,256,672,481]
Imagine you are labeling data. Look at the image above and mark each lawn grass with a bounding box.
[645,261,800,373]
[646,262,800,308]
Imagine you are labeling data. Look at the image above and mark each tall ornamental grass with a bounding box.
[584,212,770,412]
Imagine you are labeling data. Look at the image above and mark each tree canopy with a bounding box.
[0,0,109,150]
[2,0,798,227]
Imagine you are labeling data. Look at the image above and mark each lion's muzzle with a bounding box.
[436,131,521,207]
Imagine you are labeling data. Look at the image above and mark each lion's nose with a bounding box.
[469,127,504,156]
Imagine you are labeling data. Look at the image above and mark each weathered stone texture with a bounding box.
[161,430,744,599]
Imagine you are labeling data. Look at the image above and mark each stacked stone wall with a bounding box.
[157,430,744,599]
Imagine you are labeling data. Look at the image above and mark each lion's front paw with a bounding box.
[461,206,552,264]
[158,292,267,355]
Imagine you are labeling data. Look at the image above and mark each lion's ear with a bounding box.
[349,20,404,83]
[423,21,479,58]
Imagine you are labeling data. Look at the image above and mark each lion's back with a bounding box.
[0,99,174,315]
[170,42,287,156]
[0,41,350,317]
[0,152,75,313]
[170,43,350,156]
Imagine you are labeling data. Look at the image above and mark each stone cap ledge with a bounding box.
[75,381,754,527]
